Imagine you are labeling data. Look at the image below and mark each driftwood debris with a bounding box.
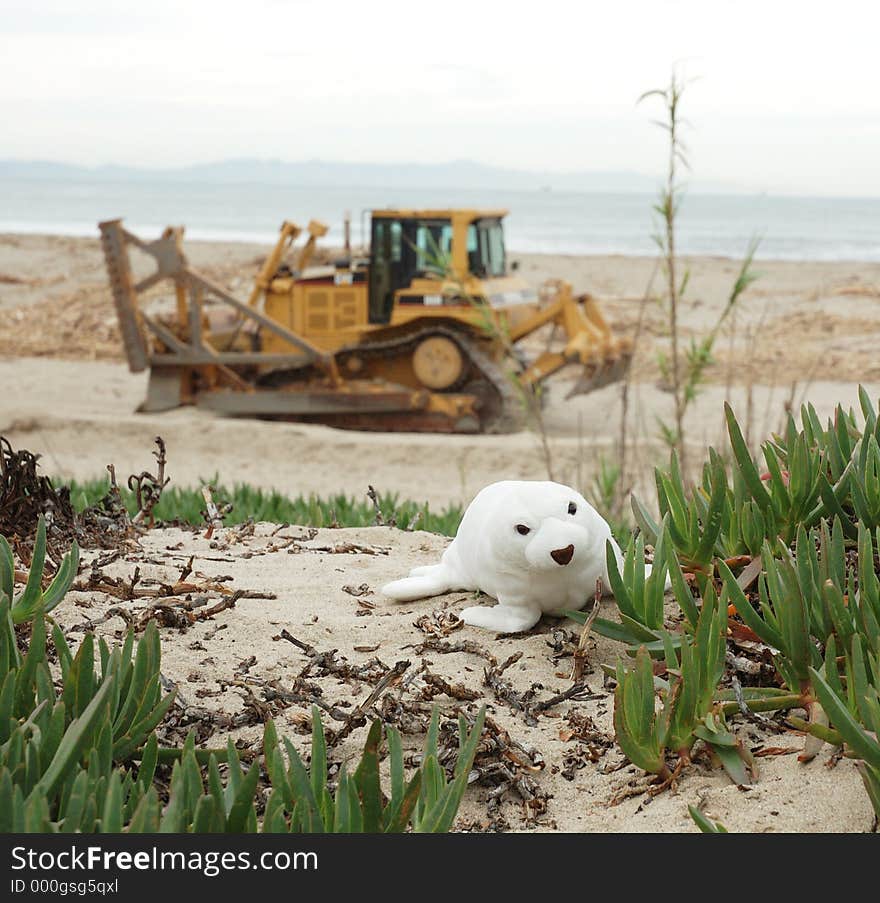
[129,437,170,528]
[201,485,230,539]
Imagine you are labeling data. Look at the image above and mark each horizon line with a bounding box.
[4,157,880,201]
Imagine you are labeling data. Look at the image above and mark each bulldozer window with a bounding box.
[369,216,451,322]
[413,221,453,275]
[467,218,506,278]
[369,218,403,323]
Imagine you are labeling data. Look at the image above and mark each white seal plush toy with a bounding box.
[382,480,624,633]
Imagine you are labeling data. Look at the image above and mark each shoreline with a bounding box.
[2,229,880,265]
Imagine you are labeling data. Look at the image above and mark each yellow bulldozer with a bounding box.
[99,209,632,433]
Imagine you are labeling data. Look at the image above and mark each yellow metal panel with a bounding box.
[330,289,358,329]
[257,283,369,352]
[262,290,296,354]
[306,290,330,331]
[301,285,368,336]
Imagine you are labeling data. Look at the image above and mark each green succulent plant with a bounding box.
[1,590,483,833]
[688,805,728,833]
[59,621,177,761]
[262,705,485,833]
[719,538,817,695]
[654,451,726,576]
[804,638,880,821]
[69,478,464,536]
[572,518,700,650]
[588,525,671,647]
[611,591,751,783]
[0,515,79,624]
[724,403,844,545]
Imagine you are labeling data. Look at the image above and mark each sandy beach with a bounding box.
[2,231,880,832]
[3,232,880,506]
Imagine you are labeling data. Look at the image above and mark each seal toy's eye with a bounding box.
[567,502,577,515]
[515,524,531,536]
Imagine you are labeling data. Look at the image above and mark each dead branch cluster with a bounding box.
[70,553,275,634]
[82,437,174,544]
[250,627,615,825]
[128,438,170,528]
[0,434,180,563]
[0,436,78,559]
[413,609,463,637]
[461,713,551,822]
[558,710,614,781]
[230,528,389,559]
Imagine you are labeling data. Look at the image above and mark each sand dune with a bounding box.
[52,523,874,833]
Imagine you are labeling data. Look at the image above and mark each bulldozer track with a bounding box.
[259,325,524,433]
[337,325,525,433]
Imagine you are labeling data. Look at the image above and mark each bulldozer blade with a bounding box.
[138,366,184,412]
[99,219,150,373]
[196,387,425,417]
[565,354,632,398]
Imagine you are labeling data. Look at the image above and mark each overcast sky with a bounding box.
[3,0,880,196]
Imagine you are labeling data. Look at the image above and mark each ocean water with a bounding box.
[1,177,879,261]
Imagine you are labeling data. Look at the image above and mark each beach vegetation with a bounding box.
[1,515,79,624]
[571,389,880,818]
[0,595,484,832]
[639,69,759,475]
[68,478,463,537]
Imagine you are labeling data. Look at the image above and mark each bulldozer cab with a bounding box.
[367,209,507,323]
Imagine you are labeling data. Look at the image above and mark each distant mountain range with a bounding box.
[0,158,741,194]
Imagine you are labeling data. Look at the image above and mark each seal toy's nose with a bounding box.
[550,544,575,566]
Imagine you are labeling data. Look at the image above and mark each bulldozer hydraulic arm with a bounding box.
[247,220,301,307]
[506,281,632,396]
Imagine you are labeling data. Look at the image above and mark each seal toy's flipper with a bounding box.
[460,602,542,633]
[382,565,453,602]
